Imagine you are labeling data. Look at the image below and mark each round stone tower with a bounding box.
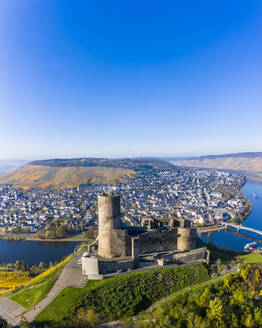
[97,192,121,258]
[176,218,196,251]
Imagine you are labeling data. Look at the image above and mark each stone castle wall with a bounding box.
[107,229,131,257]
[139,228,177,254]
[159,247,210,266]
[98,258,134,274]
[171,247,209,264]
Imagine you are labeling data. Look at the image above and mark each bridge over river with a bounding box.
[223,222,262,237]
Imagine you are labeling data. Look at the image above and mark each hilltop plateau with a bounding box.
[170,152,262,182]
[0,158,173,190]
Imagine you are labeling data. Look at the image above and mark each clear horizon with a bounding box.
[2,151,262,162]
[1,1,262,159]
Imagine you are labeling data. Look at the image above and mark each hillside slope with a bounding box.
[171,156,262,171]
[0,157,173,190]
[0,165,135,189]
[170,153,262,181]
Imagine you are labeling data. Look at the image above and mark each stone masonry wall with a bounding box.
[98,258,134,274]
[139,229,177,254]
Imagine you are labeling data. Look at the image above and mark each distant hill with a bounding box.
[0,157,173,190]
[0,165,135,190]
[170,152,262,181]
[164,152,262,162]
[30,157,173,170]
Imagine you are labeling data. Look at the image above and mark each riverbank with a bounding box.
[199,180,262,251]
[198,180,253,234]
[0,232,88,242]
[227,193,252,224]
[244,172,262,183]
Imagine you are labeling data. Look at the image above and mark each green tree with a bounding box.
[254,308,262,326]
[209,297,224,318]
[19,317,30,328]
[39,262,45,270]
[14,260,21,271]
[80,221,85,231]
[197,287,213,307]
[20,261,26,272]
[56,225,67,237]
[244,313,255,328]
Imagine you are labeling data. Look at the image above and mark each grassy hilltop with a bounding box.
[0,157,173,190]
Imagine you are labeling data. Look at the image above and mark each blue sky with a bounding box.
[0,0,262,159]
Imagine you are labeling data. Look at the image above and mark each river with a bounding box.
[0,240,80,266]
[198,180,262,252]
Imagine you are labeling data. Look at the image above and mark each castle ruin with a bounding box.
[81,192,209,279]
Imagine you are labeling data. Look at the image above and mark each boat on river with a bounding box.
[244,242,257,251]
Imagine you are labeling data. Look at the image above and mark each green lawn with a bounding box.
[9,244,86,310]
[9,270,60,310]
[35,263,210,328]
[240,252,262,264]
[36,280,105,326]
[24,232,90,242]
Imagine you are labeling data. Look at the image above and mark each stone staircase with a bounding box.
[0,297,25,326]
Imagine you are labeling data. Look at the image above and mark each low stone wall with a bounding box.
[82,248,209,279]
[159,247,209,265]
[98,258,134,274]
[82,255,135,278]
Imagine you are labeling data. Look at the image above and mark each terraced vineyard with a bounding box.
[0,165,135,190]
[0,157,174,190]
[0,271,31,295]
